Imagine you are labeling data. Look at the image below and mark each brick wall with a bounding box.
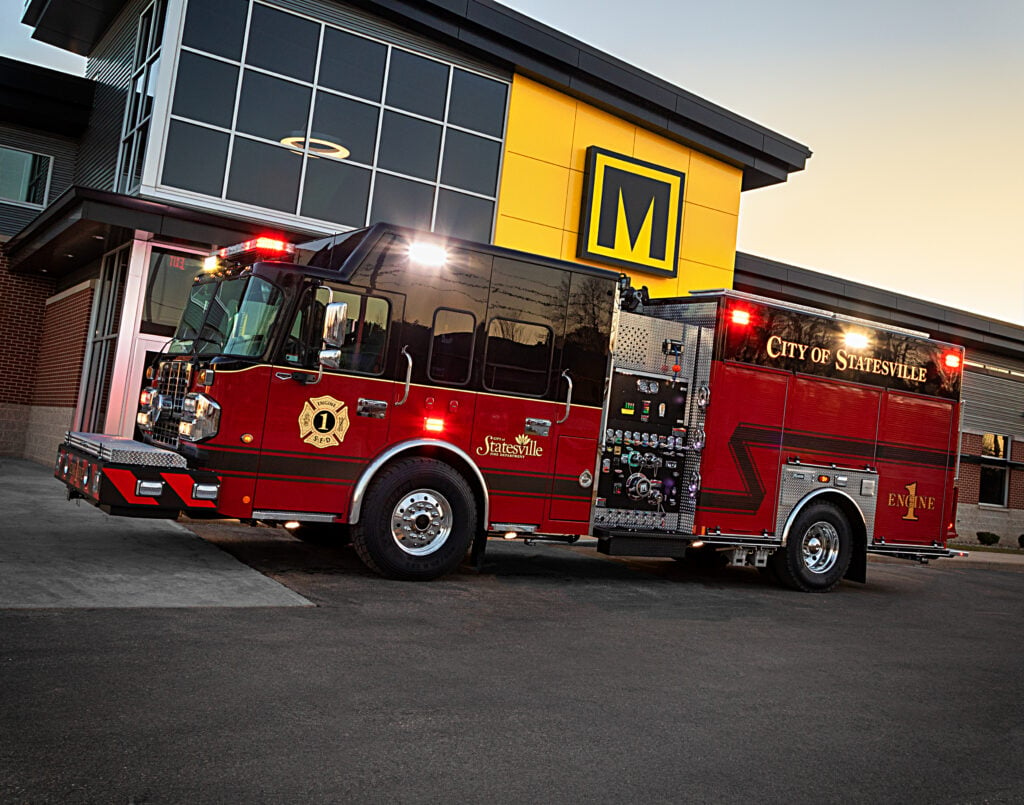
[0,246,55,407]
[33,285,93,407]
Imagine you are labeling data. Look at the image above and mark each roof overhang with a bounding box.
[0,57,94,137]
[5,187,320,277]
[734,252,1024,359]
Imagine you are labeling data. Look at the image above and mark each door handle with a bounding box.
[555,369,573,424]
[525,418,551,437]
[396,345,412,406]
[358,398,388,419]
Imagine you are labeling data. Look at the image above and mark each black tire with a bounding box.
[351,458,476,580]
[288,523,350,546]
[770,502,852,593]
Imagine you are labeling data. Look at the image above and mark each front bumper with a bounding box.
[55,432,220,518]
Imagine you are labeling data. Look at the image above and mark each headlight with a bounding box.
[137,386,157,431]
[179,393,221,442]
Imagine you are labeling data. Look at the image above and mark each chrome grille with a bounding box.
[150,359,192,448]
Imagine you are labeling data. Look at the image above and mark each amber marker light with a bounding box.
[817,475,831,483]
[424,417,445,433]
[241,433,254,444]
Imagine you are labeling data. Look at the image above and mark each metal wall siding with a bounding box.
[269,0,509,78]
[962,369,1024,437]
[75,0,150,190]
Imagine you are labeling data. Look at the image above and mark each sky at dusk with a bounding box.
[3,1,1022,323]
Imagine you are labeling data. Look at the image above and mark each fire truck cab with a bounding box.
[55,223,966,591]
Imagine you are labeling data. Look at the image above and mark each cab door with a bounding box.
[252,283,399,518]
[470,255,568,532]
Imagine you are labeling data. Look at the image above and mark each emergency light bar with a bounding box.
[214,236,295,262]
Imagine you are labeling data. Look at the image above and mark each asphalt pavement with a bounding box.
[4,457,1024,803]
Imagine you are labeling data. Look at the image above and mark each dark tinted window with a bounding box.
[319,28,386,101]
[448,69,506,137]
[564,273,615,405]
[385,50,448,119]
[980,465,1008,506]
[429,309,475,385]
[377,111,440,180]
[301,158,371,227]
[370,174,434,230]
[311,92,378,164]
[172,52,238,128]
[162,121,228,195]
[435,190,493,242]
[226,138,301,212]
[142,249,205,336]
[236,71,311,141]
[182,0,247,61]
[440,129,500,195]
[317,287,390,374]
[245,4,319,83]
[490,256,568,324]
[484,319,552,396]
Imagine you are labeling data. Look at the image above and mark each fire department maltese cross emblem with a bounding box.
[298,395,350,449]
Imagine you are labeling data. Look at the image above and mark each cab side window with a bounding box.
[428,308,475,385]
[283,286,390,374]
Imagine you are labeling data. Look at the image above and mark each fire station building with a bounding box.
[2,0,1023,544]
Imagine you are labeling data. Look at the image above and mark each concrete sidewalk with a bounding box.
[0,458,310,609]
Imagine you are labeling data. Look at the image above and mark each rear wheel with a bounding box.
[351,458,476,580]
[771,502,852,592]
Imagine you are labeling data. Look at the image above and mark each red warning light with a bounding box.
[253,236,290,253]
[424,417,445,433]
[943,352,962,370]
[731,309,751,326]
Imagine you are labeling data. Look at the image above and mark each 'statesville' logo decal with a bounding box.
[476,433,543,459]
[298,395,350,449]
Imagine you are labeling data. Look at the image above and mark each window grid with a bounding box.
[118,0,166,193]
[164,0,509,239]
[0,145,53,207]
[979,433,1011,507]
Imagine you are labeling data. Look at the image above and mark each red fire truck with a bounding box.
[55,223,966,591]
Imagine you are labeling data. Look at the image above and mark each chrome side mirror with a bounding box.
[322,301,348,349]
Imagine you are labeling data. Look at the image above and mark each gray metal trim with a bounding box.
[252,510,337,522]
[779,488,870,547]
[348,439,489,527]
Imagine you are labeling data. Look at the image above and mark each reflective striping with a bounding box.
[104,468,160,506]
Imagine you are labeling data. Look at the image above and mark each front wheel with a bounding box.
[771,502,852,592]
[351,458,477,580]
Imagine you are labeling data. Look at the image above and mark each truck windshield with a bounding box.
[167,275,283,357]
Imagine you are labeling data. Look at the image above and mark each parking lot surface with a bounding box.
[3,459,1024,803]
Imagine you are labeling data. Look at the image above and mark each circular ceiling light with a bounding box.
[279,135,350,160]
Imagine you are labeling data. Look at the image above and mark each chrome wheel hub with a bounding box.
[390,489,453,556]
[800,521,840,574]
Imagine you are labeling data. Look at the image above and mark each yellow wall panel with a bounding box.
[687,152,743,215]
[498,152,569,229]
[495,74,745,299]
[503,76,576,166]
[633,128,692,177]
[493,215,563,260]
[569,103,636,173]
[563,169,584,232]
[676,260,734,295]
[679,204,738,270]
